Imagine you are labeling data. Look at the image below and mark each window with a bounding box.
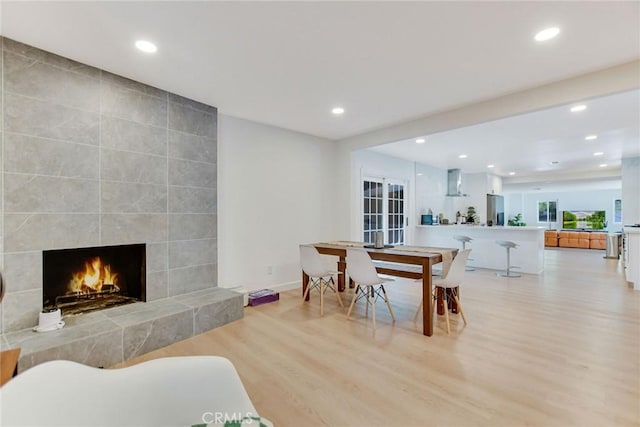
[538,200,557,223]
[614,199,622,223]
[362,178,406,245]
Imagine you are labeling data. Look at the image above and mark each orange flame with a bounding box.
[68,257,119,294]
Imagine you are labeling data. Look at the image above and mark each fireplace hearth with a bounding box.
[43,244,146,315]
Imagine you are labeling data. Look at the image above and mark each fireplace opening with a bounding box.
[43,244,146,316]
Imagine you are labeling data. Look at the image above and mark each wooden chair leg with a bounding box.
[413,300,423,323]
[320,279,324,316]
[332,277,344,307]
[365,287,370,318]
[302,278,312,302]
[380,285,395,323]
[347,285,360,319]
[371,288,376,330]
[443,292,451,334]
[453,294,467,325]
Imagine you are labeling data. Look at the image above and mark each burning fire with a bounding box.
[68,257,119,294]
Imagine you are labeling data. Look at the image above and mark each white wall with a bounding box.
[503,189,622,231]
[415,163,448,221]
[622,157,640,224]
[336,63,639,242]
[351,149,416,243]
[218,115,339,291]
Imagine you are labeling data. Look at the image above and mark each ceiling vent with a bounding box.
[446,168,467,197]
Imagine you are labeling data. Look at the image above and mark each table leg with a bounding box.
[337,256,346,292]
[302,271,310,301]
[422,259,433,336]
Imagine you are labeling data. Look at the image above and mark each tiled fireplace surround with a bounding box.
[0,37,243,370]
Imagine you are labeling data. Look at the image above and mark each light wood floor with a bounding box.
[118,248,640,426]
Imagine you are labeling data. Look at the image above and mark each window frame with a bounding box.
[537,199,558,223]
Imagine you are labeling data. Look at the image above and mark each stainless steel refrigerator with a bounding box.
[487,194,504,226]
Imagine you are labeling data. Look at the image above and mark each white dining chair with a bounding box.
[346,248,395,330]
[414,249,471,334]
[300,245,344,316]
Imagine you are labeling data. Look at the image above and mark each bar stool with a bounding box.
[495,240,521,277]
[452,235,474,271]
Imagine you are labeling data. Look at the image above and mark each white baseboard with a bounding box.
[260,281,300,293]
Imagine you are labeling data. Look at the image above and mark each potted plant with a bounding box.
[466,206,478,224]
[508,213,527,227]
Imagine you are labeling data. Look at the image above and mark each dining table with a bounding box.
[302,241,458,337]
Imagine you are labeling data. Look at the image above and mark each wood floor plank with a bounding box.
[117,248,640,426]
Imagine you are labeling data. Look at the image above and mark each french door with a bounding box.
[362,177,407,245]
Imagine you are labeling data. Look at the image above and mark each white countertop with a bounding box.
[623,226,640,234]
[416,224,545,231]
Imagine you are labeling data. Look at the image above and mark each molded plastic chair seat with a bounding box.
[346,248,395,330]
[496,240,521,277]
[453,235,475,271]
[414,249,471,334]
[300,245,344,315]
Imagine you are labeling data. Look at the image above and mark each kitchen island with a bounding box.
[415,225,545,274]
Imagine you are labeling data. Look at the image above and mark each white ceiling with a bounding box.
[371,89,640,190]
[1,1,639,142]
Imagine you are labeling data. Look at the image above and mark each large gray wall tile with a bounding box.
[122,310,193,360]
[169,214,217,240]
[101,214,167,245]
[101,80,167,127]
[168,93,216,114]
[101,148,167,185]
[146,270,168,302]
[101,182,167,213]
[3,251,42,292]
[193,295,243,335]
[146,242,168,273]
[2,289,41,332]
[169,239,216,269]
[102,71,166,99]
[4,51,100,112]
[4,93,99,145]
[168,186,216,213]
[169,158,216,188]
[168,102,216,138]
[3,37,101,79]
[101,116,167,156]
[168,264,217,296]
[168,130,216,163]
[4,214,99,252]
[18,328,123,371]
[4,174,99,213]
[4,133,99,179]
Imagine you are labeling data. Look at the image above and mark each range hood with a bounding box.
[446,168,467,197]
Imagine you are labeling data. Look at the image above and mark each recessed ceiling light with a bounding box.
[415,138,426,144]
[570,104,587,113]
[487,164,495,168]
[599,164,608,168]
[417,173,423,176]
[135,40,157,53]
[585,135,598,141]
[458,154,467,159]
[509,172,516,176]
[550,161,559,165]
[534,27,560,42]
[593,152,604,156]
[331,107,345,115]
